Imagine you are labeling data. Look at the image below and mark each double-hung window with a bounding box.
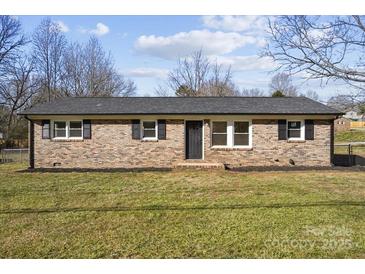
[234,121,249,146]
[212,122,227,146]
[212,120,251,148]
[142,121,157,140]
[54,121,67,138]
[287,121,303,140]
[69,121,82,138]
[53,121,83,139]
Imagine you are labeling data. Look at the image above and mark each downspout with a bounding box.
[331,114,342,166]
[23,115,35,169]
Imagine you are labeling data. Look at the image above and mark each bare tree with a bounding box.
[264,16,365,99]
[327,94,358,112]
[201,63,238,96]
[61,42,85,96]
[61,37,136,97]
[32,17,67,102]
[0,16,31,144]
[0,16,26,79]
[154,84,172,96]
[0,105,7,139]
[0,57,39,140]
[168,50,209,96]
[168,50,237,97]
[269,72,298,96]
[301,90,319,101]
[240,88,266,96]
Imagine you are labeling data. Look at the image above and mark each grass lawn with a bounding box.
[335,130,365,143]
[0,163,364,258]
[334,130,365,156]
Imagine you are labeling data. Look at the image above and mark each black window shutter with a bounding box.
[41,120,50,139]
[132,120,140,139]
[158,120,166,140]
[83,120,91,139]
[278,119,287,140]
[305,119,314,140]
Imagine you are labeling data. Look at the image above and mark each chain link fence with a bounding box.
[334,144,365,166]
[1,146,364,166]
[0,148,29,164]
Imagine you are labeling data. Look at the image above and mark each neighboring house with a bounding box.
[334,117,351,132]
[19,97,342,169]
[343,110,362,121]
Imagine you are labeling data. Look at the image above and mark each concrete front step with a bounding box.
[175,162,225,169]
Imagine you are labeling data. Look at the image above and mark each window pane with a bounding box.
[70,121,82,129]
[234,134,249,146]
[68,121,82,137]
[288,121,301,129]
[288,129,301,138]
[144,129,156,138]
[54,121,66,130]
[212,122,227,133]
[234,122,249,133]
[143,121,156,138]
[55,129,66,137]
[54,122,66,138]
[212,133,227,146]
[69,129,82,137]
[143,121,155,129]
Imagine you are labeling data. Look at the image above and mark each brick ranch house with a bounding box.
[19,97,342,169]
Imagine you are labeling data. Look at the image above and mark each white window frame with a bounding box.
[141,120,158,140]
[211,121,228,147]
[52,120,83,140]
[68,121,83,139]
[287,120,305,141]
[233,121,251,148]
[211,120,252,148]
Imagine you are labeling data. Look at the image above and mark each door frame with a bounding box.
[184,119,204,160]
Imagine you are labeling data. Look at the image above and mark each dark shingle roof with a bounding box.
[20,97,342,116]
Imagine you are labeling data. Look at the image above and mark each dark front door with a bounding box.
[185,121,203,159]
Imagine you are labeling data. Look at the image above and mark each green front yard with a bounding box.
[0,163,364,258]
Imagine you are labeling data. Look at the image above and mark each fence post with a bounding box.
[20,149,22,163]
[348,144,352,167]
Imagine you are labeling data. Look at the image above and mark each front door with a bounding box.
[185,121,203,159]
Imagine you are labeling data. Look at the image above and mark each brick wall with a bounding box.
[203,119,331,167]
[33,119,184,168]
[33,118,332,168]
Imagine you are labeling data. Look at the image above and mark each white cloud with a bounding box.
[124,68,169,79]
[134,29,262,60]
[202,16,268,33]
[212,55,276,72]
[90,23,110,36]
[79,22,110,36]
[54,20,69,32]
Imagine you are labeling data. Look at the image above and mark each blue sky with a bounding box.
[17,15,351,100]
